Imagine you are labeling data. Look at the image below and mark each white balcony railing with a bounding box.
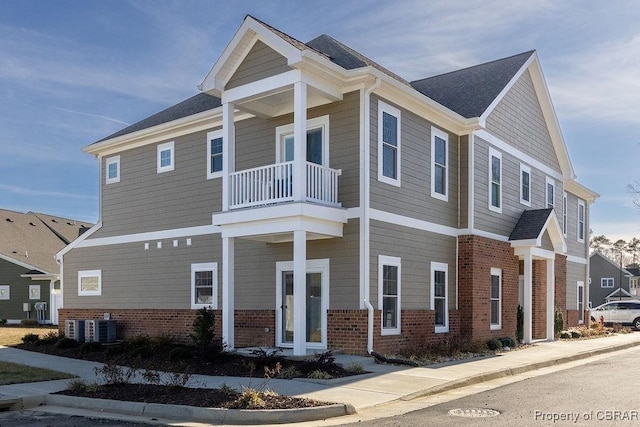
[229,161,341,210]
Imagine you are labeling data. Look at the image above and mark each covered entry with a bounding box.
[510,209,566,343]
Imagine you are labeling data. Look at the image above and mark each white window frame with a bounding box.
[488,148,502,213]
[207,130,223,179]
[490,268,502,330]
[275,115,330,166]
[431,262,449,333]
[157,141,175,173]
[431,127,448,201]
[563,192,568,237]
[78,270,102,296]
[577,281,585,324]
[601,277,614,288]
[546,177,555,209]
[191,262,218,309]
[577,199,585,243]
[378,255,401,335]
[377,101,401,187]
[29,285,40,300]
[0,285,9,300]
[519,163,531,206]
[105,155,120,184]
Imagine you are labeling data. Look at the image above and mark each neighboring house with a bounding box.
[57,16,597,356]
[589,251,635,307]
[0,209,91,325]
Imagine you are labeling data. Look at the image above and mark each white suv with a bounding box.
[589,300,640,330]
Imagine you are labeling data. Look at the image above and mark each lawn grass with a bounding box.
[0,360,74,385]
[0,326,58,346]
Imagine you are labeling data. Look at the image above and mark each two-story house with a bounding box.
[57,16,597,356]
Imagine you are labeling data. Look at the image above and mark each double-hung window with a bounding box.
[601,278,614,288]
[431,262,448,333]
[191,263,218,309]
[207,130,223,179]
[431,127,448,201]
[378,101,401,186]
[546,177,555,209]
[489,148,502,213]
[157,141,175,173]
[105,156,120,184]
[490,268,502,330]
[78,270,102,296]
[379,255,401,335]
[577,200,585,242]
[520,164,531,206]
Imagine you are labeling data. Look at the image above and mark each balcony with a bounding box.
[229,161,341,210]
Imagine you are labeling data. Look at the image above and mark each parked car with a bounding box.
[589,301,640,330]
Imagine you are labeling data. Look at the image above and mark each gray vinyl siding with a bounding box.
[566,261,587,310]
[369,220,457,310]
[63,234,222,310]
[226,40,291,90]
[95,129,221,238]
[369,95,459,228]
[0,259,50,321]
[485,70,561,172]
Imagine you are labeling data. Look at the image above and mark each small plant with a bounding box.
[277,366,302,379]
[486,338,502,351]
[80,341,103,354]
[55,337,79,349]
[190,307,216,347]
[344,362,365,375]
[21,333,39,344]
[307,369,333,379]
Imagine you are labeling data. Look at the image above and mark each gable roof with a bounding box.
[0,209,93,274]
[410,51,535,119]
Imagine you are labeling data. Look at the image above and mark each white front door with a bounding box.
[276,259,329,349]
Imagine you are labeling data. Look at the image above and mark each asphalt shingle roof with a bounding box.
[509,208,554,241]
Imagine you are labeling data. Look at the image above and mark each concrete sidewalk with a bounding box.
[2,332,640,424]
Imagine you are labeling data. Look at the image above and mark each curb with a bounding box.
[400,340,640,401]
[27,394,356,425]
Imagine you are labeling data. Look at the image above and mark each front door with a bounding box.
[276,259,329,349]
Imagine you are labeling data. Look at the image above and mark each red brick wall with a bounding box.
[458,235,520,343]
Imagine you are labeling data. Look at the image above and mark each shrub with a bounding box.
[80,342,103,354]
[169,346,192,361]
[190,307,216,347]
[21,333,39,344]
[55,337,79,349]
[20,319,38,327]
[486,338,502,351]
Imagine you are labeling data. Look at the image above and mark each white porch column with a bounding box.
[546,258,555,341]
[523,252,533,344]
[222,102,235,211]
[293,81,307,201]
[293,229,307,356]
[222,237,235,350]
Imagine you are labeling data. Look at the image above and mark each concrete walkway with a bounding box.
[2,332,640,424]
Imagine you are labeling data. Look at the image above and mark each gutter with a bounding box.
[361,77,381,354]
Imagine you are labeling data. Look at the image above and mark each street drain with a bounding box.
[448,408,501,418]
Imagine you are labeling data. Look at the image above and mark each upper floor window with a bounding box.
[207,130,223,179]
[431,127,448,201]
[520,164,531,206]
[577,199,585,242]
[275,115,329,166]
[379,255,401,335]
[489,148,502,213]
[157,141,175,173]
[191,262,218,309]
[563,192,568,236]
[546,177,555,209]
[601,278,614,288]
[105,156,120,184]
[78,270,102,296]
[431,262,449,333]
[378,101,401,186]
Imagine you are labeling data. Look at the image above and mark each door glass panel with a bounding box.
[281,271,323,344]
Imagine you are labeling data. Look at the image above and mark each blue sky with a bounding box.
[1,0,639,241]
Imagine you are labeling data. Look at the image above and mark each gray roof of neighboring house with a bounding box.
[509,208,554,241]
[93,19,533,144]
[410,50,535,118]
[0,209,93,274]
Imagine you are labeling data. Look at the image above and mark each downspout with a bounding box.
[361,77,381,354]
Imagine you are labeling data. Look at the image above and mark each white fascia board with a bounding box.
[56,221,103,260]
[564,180,599,203]
[0,253,54,275]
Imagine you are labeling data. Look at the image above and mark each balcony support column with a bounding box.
[222,102,235,212]
[293,81,307,202]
